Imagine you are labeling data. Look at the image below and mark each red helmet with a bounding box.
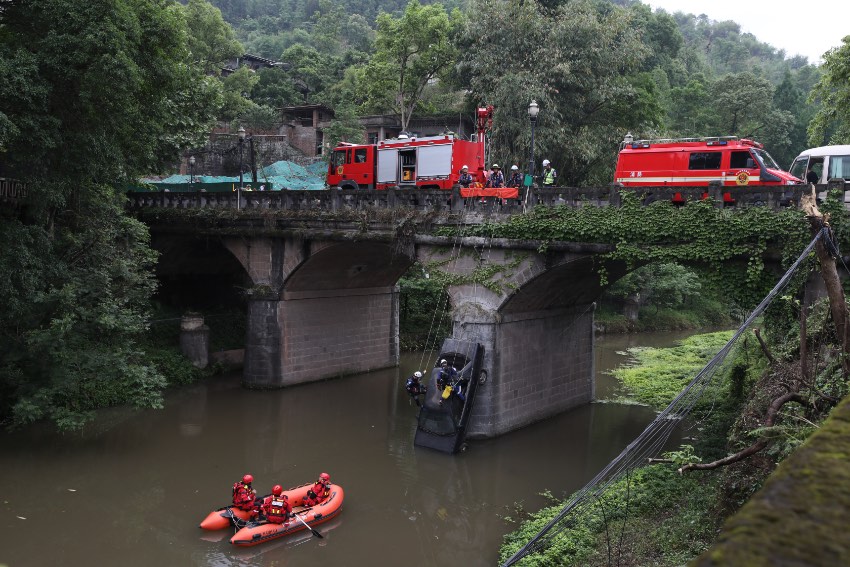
[242,474,254,484]
[319,473,330,482]
[272,484,283,496]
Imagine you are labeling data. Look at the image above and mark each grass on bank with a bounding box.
[498,330,766,566]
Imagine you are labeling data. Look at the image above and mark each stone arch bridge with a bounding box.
[129,183,818,438]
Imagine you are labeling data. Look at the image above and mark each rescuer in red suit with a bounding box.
[262,484,293,525]
[232,474,258,511]
[303,473,331,507]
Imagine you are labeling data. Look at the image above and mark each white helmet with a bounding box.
[461,165,468,170]
[511,165,518,170]
[414,371,422,379]
[440,359,447,365]
[542,159,550,166]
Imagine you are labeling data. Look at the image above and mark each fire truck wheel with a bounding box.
[340,181,359,191]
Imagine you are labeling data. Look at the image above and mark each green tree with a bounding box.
[0,0,220,430]
[808,36,850,146]
[460,0,659,186]
[606,263,702,318]
[364,0,460,131]
[220,64,261,121]
[324,103,366,149]
[706,72,794,153]
[183,0,244,74]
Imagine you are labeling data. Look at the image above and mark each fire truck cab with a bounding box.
[614,135,800,188]
[327,107,493,190]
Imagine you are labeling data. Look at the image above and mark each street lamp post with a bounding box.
[526,100,540,208]
[238,126,246,209]
[189,155,196,191]
[238,126,246,188]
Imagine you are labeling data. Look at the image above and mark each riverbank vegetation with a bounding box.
[500,271,850,565]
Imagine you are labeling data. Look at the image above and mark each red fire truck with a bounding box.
[327,106,496,192]
[614,135,800,188]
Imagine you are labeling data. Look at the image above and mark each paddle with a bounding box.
[292,512,324,539]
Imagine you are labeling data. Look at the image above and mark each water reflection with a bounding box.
[0,335,689,567]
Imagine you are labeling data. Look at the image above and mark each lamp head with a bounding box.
[528,100,540,121]
[238,126,246,140]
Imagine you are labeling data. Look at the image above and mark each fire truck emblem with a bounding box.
[736,171,750,186]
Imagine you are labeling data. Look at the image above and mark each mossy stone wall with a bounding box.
[692,394,850,565]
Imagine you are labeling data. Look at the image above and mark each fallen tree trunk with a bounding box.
[801,186,850,376]
[679,392,808,473]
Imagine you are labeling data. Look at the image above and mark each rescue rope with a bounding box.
[501,227,828,567]
[416,194,474,372]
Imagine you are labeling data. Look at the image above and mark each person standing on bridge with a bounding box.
[458,165,474,188]
[541,159,557,187]
[486,164,504,188]
[806,167,819,185]
[508,165,522,189]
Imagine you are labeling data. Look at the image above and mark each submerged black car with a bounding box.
[413,338,485,454]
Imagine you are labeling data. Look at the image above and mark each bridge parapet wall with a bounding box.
[127,183,823,214]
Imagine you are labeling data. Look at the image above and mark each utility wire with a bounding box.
[502,227,827,567]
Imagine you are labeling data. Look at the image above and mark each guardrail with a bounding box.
[126,182,848,214]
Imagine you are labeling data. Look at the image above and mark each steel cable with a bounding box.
[502,227,827,566]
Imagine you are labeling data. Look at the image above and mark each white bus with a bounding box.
[789,145,850,184]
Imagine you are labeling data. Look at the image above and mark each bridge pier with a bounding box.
[447,289,596,438]
[243,287,400,388]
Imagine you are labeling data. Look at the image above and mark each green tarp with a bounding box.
[136,160,328,192]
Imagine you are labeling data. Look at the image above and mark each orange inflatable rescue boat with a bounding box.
[199,501,260,531]
[229,482,344,547]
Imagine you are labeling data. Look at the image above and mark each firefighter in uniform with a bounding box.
[406,371,426,407]
[541,159,557,187]
[232,474,257,511]
[458,165,473,188]
[263,484,293,525]
[303,473,331,507]
[508,165,522,188]
[486,164,504,188]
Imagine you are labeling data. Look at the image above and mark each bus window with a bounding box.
[828,155,850,180]
[688,152,722,169]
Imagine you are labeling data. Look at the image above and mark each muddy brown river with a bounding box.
[0,331,696,567]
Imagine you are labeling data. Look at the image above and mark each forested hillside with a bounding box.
[203,0,832,179]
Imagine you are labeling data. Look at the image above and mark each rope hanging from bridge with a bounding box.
[501,227,830,567]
